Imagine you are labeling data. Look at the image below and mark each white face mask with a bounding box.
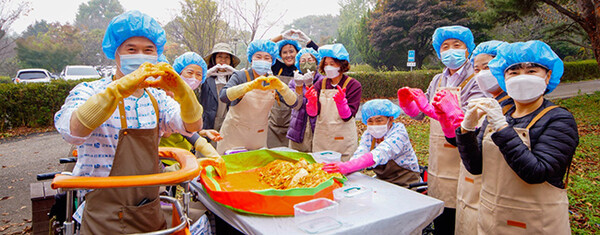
[182,76,201,90]
[367,120,389,139]
[324,65,340,79]
[505,74,547,104]
[475,70,501,94]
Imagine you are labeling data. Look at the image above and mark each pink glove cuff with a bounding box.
[335,98,352,119]
[306,99,318,117]
[400,101,420,117]
[323,153,375,174]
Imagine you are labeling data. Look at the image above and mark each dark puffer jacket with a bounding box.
[456,99,579,189]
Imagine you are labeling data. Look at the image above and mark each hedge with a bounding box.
[0,60,598,132]
[0,79,94,132]
[562,60,600,82]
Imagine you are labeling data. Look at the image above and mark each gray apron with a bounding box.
[267,69,293,148]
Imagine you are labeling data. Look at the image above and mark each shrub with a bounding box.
[0,79,96,132]
[350,70,441,99]
[562,60,600,82]
[0,76,11,84]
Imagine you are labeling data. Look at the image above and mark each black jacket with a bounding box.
[200,74,231,129]
[456,99,578,188]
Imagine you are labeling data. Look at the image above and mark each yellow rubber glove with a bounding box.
[198,157,227,177]
[194,137,220,158]
[225,76,270,101]
[75,62,166,130]
[265,75,297,105]
[145,62,203,123]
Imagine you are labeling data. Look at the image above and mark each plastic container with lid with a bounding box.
[311,151,342,163]
[333,186,373,214]
[294,198,342,234]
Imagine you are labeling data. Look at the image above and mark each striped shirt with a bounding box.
[54,77,191,177]
[352,123,420,172]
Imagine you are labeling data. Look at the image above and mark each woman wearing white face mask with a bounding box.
[217,39,297,154]
[456,40,578,234]
[323,99,421,187]
[158,52,222,160]
[306,43,362,160]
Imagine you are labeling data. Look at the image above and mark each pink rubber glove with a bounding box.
[432,90,464,138]
[397,87,420,117]
[410,88,438,120]
[333,86,352,119]
[305,85,319,117]
[323,153,376,174]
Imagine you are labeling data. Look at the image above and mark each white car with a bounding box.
[61,65,101,80]
[13,69,54,84]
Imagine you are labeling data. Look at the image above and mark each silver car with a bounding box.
[61,65,101,80]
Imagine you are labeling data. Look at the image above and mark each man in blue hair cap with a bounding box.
[323,99,421,187]
[397,25,486,234]
[54,10,204,233]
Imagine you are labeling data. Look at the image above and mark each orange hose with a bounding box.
[51,147,200,190]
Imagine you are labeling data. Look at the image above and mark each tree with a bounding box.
[21,20,50,38]
[0,0,30,60]
[75,0,124,31]
[283,15,339,45]
[337,0,376,64]
[16,23,82,72]
[224,0,286,44]
[368,0,472,69]
[354,12,383,68]
[480,0,600,69]
[166,0,229,56]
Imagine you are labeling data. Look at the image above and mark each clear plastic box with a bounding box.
[333,186,373,214]
[311,151,342,163]
[294,198,342,234]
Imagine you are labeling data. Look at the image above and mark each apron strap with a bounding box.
[342,77,352,89]
[497,95,510,103]
[118,98,127,129]
[146,89,160,124]
[116,90,161,129]
[458,74,475,89]
[244,70,251,82]
[502,104,514,115]
[525,105,559,130]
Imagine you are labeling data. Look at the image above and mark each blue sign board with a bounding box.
[408,50,415,62]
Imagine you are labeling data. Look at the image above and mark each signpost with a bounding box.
[407,50,416,71]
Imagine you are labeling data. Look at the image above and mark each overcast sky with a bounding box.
[10,0,341,39]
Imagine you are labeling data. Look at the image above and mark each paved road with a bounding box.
[0,132,70,234]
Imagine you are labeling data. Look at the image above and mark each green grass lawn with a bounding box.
[381,92,600,233]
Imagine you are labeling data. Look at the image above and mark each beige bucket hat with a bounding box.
[204,43,241,67]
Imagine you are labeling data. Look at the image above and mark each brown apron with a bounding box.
[370,139,421,187]
[312,77,358,161]
[267,69,293,148]
[81,90,167,234]
[455,96,512,234]
[217,70,276,154]
[288,121,313,152]
[478,106,570,234]
[428,74,474,209]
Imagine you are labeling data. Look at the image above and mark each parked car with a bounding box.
[60,65,101,80]
[13,69,55,84]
